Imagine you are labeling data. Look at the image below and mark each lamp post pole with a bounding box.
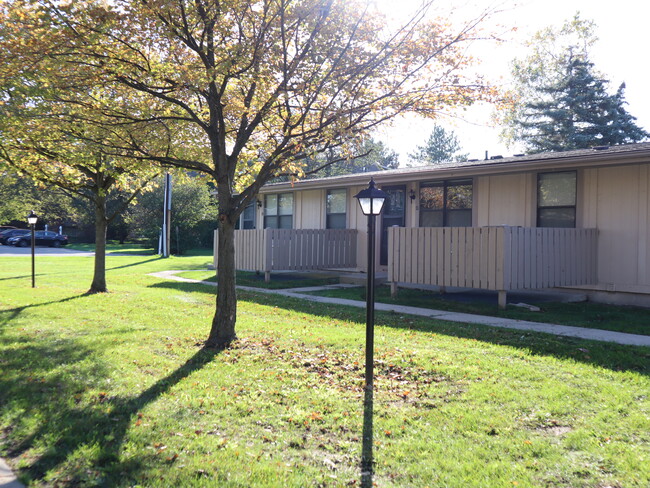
[27,210,38,288]
[354,179,387,485]
[31,224,35,288]
[364,209,376,390]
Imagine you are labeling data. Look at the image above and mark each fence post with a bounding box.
[264,229,271,283]
[498,290,507,309]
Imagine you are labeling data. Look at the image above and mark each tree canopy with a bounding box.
[1,0,498,346]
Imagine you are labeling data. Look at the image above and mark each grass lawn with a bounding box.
[1,253,649,487]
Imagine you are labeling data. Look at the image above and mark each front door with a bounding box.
[380,185,406,266]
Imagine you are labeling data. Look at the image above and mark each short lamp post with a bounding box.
[354,178,387,389]
[27,210,38,288]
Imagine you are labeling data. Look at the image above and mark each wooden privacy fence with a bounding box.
[388,226,598,306]
[214,228,357,280]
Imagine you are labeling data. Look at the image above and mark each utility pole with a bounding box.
[160,173,172,257]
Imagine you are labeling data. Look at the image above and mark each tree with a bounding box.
[514,57,648,152]
[500,13,648,151]
[0,1,167,292]
[3,0,497,347]
[0,83,158,292]
[0,127,158,292]
[407,124,468,166]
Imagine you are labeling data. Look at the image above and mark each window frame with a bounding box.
[264,192,294,229]
[325,188,347,229]
[237,201,256,230]
[536,171,577,228]
[418,178,473,228]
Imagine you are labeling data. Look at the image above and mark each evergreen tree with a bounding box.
[408,124,468,166]
[605,82,649,146]
[518,58,647,152]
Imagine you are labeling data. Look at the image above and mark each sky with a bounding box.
[372,0,650,163]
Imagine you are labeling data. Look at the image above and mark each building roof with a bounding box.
[260,141,650,192]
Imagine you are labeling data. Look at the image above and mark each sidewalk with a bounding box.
[0,458,23,488]
[151,271,650,347]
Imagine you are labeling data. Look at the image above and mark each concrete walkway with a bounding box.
[150,270,650,347]
[0,458,23,488]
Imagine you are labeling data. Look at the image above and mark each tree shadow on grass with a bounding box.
[0,293,91,330]
[1,328,222,486]
[0,274,42,282]
[105,256,164,271]
[148,281,649,376]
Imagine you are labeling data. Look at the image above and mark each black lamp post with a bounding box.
[354,178,387,390]
[27,210,38,288]
[354,178,387,484]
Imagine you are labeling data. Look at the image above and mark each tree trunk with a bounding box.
[89,196,108,293]
[206,218,237,348]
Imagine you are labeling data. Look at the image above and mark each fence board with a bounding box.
[384,226,597,293]
[253,228,358,272]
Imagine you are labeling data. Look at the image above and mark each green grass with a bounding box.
[178,269,340,289]
[305,285,650,336]
[1,254,649,487]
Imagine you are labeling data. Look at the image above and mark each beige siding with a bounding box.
[295,189,324,229]
[640,165,650,286]
[475,174,534,227]
[585,164,650,290]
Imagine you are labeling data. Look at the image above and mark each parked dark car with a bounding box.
[0,228,29,245]
[8,230,69,248]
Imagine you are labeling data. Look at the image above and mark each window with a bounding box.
[264,193,293,229]
[537,171,576,228]
[419,179,472,227]
[326,189,346,229]
[237,202,256,229]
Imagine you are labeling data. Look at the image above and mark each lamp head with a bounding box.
[354,178,388,216]
[27,210,38,226]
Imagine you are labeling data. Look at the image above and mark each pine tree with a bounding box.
[605,82,649,146]
[518,58,648,152]
[408,124,468,166]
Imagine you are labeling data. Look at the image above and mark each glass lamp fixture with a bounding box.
[354,178,387,215]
